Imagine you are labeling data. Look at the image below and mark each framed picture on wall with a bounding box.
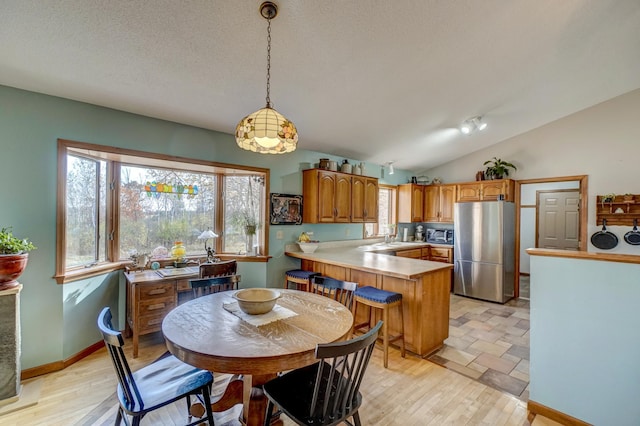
[270,193,303,225]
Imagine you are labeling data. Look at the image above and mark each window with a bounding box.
[56,139,269,283]
[364,184,397,237]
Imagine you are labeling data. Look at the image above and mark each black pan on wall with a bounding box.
[591,219,618,250]
[624,219,640,245]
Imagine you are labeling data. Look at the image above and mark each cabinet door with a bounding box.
[334,174,352,222]
[364,178,378,222]
[480,181,506,201]
[318,172,337,222]
[423,185,440,222]
[439,185,456,222]
[457,183,482,202]
[351,176,366,222]
[411,185,424,222]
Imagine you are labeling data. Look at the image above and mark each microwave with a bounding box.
[426,228,454,244]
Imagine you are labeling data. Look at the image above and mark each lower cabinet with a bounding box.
[302,260,451,356]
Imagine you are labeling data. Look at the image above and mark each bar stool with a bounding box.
[284,270,319,292]
[353,286,405,368]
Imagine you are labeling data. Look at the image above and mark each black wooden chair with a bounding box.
[311,276,357,310]
[200,260,237,278]
[98,307,219,425]
[189,274,241,298]
[262,321,383,426]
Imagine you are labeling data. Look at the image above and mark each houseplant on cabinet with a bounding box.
[483,157,517,180]
[0,227,36,290]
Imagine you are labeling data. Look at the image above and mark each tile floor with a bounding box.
[427,294,531,400]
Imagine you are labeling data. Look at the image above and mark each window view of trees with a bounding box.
[119,165,218,258]
[58,140,268,277]
[365,186,395,237]
[66,154,106,267]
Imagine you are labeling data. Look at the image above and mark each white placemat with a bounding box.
[223,301,298,327]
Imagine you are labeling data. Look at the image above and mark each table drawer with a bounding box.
[176,279,191,293]
[138,313,168,334]
[138,295,176,316]
[139,282,175,300]
[430,256,450,263]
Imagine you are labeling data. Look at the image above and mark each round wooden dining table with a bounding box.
[162,289,354,426]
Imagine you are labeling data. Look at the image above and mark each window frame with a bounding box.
[55,139,270,284]
[364,183,397,238]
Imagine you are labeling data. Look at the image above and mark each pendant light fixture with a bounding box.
[235,2,298,154]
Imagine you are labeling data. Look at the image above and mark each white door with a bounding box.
[537,190,580,250]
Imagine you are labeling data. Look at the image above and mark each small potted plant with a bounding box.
[0,227,37,290]
[483,157,517,180]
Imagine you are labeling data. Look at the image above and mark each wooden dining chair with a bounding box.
[189,275,242,298]
[311,276,357,310]
[263,321,383,426]
[98,307,215,426]
[200,260,237,278]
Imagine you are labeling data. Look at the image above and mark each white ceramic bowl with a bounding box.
[298,242,319,253]
[233,288,281,315]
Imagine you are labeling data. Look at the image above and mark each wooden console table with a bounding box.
[124,267,198,357]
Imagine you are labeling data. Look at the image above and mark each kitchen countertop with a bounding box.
[285,242,452,280]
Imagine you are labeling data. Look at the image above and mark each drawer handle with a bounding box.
[148,318,163,326]
[148,288,167,295]
[147,303,165,311]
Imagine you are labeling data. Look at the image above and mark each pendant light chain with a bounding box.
[265,17,272,108]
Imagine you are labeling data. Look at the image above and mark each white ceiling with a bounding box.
[2,1,639,173]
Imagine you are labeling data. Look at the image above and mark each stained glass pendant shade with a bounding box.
[235,1,298,154]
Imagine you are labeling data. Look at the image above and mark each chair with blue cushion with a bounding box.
[284,269,319,292]
[98,307,242,425]
[311,276,357,310]
[353,286,405,368]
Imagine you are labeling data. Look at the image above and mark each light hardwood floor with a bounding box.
[1,331,563,425]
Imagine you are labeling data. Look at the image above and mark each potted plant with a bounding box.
[0,227,36,290]
[483,157,517,180]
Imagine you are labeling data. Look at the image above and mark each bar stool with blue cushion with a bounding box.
[284,269,319,292]
[353,286,406,368]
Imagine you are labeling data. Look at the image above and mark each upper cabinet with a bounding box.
[456,179,514,202]
[399,183,456,223]
[303,169,378,223]
[398,184,424,223]
[424,185,456,223]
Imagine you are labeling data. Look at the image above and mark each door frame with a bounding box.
[514,175,588,298]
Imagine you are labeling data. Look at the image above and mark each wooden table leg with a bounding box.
[243,374,282,426]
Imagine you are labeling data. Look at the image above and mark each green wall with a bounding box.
[0,85,410,369]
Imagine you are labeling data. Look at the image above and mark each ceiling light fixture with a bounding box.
[235,2,298,154]
[460,116,488,135]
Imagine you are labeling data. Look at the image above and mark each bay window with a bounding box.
[56,139,269,283]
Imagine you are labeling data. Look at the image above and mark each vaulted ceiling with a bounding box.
[2,1,639,173]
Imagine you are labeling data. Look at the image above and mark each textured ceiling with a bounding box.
[1,0,639,173]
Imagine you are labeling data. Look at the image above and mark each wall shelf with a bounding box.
[596,195,640,225]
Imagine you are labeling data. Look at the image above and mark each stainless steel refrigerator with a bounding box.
[454,201,515,303]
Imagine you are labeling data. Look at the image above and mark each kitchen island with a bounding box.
[286,242,452,356]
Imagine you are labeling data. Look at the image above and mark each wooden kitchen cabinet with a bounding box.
[303,169,377,223]
[423,184,456,223]
[456,179,514,202]
[398,184,424,223]
[395,248,422,259]
[352,176,378,223]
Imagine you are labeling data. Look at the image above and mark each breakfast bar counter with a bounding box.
[286,244,452,356]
